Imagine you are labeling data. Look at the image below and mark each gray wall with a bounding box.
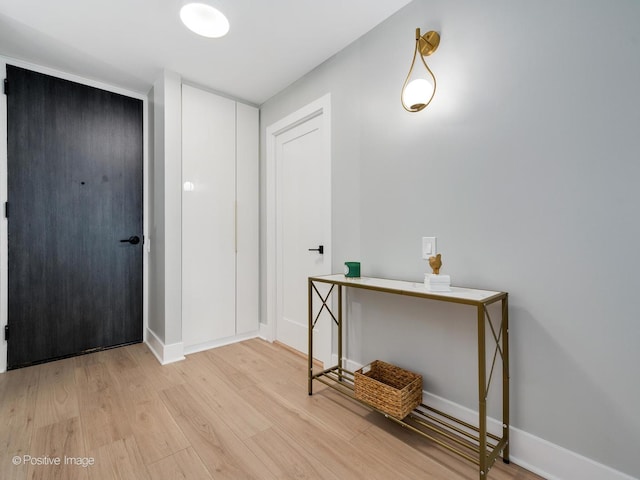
[147,85,161,340]
[149,71,183,346]
[149,83,165,342]
[259,0,640,477]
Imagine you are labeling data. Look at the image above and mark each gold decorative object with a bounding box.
[429,253,442,274]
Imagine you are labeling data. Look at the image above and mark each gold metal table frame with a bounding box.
[307,274,509,480]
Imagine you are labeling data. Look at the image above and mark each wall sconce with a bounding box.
[401,28,440,112]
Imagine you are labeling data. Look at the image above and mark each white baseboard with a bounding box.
[145,328,185,365]
[183,330,260,356]
[259,322,273,342]
[509,429,638,480]
[333,356,636,480]
[0,339,6,373]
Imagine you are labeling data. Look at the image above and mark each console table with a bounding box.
[308,274,509,480]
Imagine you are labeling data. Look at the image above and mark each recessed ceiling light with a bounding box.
[180,3,230,38]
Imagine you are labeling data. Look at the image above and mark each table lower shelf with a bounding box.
[312,366,508,472]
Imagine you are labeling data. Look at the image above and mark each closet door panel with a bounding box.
[182,85,236,347]
[236,102,259,335]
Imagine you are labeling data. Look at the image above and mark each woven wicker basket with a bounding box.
[354,360,422,419]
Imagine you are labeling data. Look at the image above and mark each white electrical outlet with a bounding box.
[422,237,437,259]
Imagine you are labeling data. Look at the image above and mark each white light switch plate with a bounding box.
[422,237,437,259]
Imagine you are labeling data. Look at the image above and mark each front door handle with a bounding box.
[120,235,140,245]
[308,245,324,254]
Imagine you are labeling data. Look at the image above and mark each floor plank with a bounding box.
[161,382,276,480]
[145,447,213,480]
[27,416,88,480]
[33,358,80,428]
[75,362,133,451]
[0,339,544,480]
[125,386,191,465]
[172,353,272,440]
[244,426,341,480]
[88,436,150,480]
[241,382,404,480]
[0,364,40,454]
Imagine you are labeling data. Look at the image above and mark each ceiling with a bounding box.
[0,0,413,105]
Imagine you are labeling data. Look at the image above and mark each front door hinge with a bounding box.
[4,202,8,218]
[4,325,9,341]
[3,79,8,95]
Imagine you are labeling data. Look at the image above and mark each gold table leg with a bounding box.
[338,285,343,379]
[308,278,313,395]
[478,305,487,480]
[502,295,510,463]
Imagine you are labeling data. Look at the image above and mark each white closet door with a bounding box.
[182,85,236,348]
[236,103,259,335]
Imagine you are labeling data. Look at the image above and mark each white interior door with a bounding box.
[272,105,332,366]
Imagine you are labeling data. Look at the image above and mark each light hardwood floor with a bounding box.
[0,339,543,479]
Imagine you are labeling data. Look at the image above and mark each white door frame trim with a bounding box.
[265,94,331,343]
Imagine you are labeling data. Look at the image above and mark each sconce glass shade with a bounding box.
[180,3,230,38]
[402,78,434,112]
[401,28,439,112]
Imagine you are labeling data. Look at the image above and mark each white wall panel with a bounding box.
[182,85,236,347]
[236,102,259,335]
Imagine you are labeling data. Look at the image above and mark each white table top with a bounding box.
[309,274,506,306]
